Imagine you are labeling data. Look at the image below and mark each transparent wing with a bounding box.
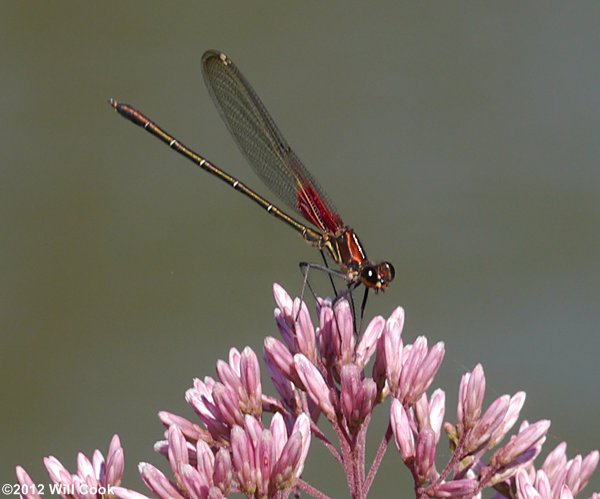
[201,50,343,233]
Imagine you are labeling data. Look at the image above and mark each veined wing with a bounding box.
[201,50,343,234]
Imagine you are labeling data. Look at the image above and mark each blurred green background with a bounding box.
[2,2,598,496]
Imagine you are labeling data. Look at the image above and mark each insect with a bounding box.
[110,50,394,320]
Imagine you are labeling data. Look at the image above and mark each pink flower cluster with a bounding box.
[513,443,599,499]
[263,284,447,497]
[17,435,123,499]
[114,412,309,499]
[116,345,312,499]
[15,284,599,498]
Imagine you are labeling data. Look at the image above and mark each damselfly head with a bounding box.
[360,261,395,291]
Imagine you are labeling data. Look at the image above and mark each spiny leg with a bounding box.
[299,261,319,307]
[358,287,370,334]
[298,261,347,320]
[320,249,338,297]
[331,281,361,335]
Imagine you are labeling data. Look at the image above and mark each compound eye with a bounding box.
[385,262,395,281]
[361,266,379,285]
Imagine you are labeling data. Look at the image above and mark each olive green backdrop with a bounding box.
[2,2,599,496]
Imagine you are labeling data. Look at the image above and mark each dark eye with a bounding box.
[361,266,379,285]
[384,262,395,281]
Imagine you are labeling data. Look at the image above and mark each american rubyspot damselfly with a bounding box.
[109,50,394,318]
